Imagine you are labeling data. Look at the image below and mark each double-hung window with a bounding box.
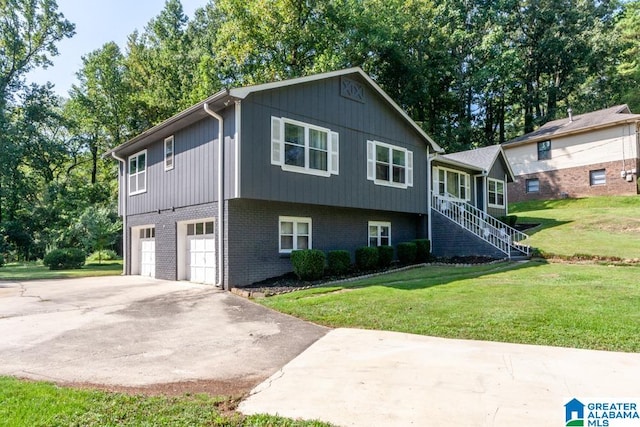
[366,140,413,188]
[279,217,312,254]
[164,136,174,171]
[368,221,391,247]
[433,167,470,201]
[537,140,551,160]
[128,150,147,195]
[271,117,339,177]
[487,178,505,208]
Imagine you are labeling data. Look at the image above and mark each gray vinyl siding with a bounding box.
[238,75,429,214]
[487,157,509,217]
[226,198,425,287]
[126,107,237,216]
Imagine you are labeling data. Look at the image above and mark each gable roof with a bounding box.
[436,145,516,181]
[105,67,443,157]
[504,104,640,147]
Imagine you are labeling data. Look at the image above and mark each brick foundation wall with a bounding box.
[431,211,506,259]
[509,160,639,202]
[226,199,425,287]
[126,202,219,280]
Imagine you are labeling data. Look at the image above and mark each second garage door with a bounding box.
[186,221,215,284]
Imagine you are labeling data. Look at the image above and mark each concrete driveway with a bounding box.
[0,276,327,393]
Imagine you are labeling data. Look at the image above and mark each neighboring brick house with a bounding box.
[503,105,640,202]
[106,68,528,289]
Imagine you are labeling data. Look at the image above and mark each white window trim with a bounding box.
[432,166,471,201]
[164,135,174,171]
[366,140,414,189]
[128,150,147,196]
[271,116,339,177]
[487,178,505,208]
[278,216,312,254]
[368,221,391,247]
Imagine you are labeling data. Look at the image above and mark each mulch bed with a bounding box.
[238,256,499,297]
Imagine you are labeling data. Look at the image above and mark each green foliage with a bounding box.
[413,239,431,262]
[397,242,417,265]
[291,249,326,281]
[355,246,379,271]
[376,245,394,268]
[87,249,119,262]
[73,207,121,263]
[327,250,351,276]
[43,248,86,270]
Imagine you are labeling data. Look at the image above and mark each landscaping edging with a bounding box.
[231,258,512,299]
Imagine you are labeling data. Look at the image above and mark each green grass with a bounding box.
[509,196,640,259]
[260,261,640,352]
[0,377,331,427]
[0,260,123,281]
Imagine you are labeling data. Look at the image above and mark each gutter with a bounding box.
[110,152,127,275]
[203,103,225,289]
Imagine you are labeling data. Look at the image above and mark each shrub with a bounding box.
[397,242,417,265]
[498,215,517,227]
[327,250,351,276]
[413,239,431,263]
[87,249,119,263]
[290,249,326,281]
[43,248,86,270]
[355,246,379,271]
[377,245,394,268]
[0,255,4,267]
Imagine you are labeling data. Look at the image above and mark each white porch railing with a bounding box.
[431,193,531,258]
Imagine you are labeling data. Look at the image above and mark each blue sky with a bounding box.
[26,0,206,97]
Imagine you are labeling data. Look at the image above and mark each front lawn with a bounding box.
[510,196,640,259]
[259,261,640,352]
[0,377,331,427]
[0,260,123,281]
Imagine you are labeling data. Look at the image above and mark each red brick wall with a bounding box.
[508,160,639,202]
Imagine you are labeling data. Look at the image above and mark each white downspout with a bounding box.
[505,173,509,215]
[204,103,225,289]
[427,152,434,250]
[111,152,127,275]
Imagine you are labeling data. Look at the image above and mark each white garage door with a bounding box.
[139,227,155,278]
[187,221,215,284]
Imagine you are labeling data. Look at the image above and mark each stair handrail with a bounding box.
[431,192,530,257]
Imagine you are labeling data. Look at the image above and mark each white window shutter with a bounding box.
[406,150,413,187]
[271,116,283,165]
[366,140,375,181]
[329,131,339,175]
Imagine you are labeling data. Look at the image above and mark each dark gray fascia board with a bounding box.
[103,89,231,158]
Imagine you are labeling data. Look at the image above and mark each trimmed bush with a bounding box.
[498,215,517,227]
[355,246,379,271]
[377,245,394,268]
[327,250,351,276]
[43,248,86,270]
[397,242,417,265]
[413,239,431,263]
[290,249,326,281]
[87,249,119,263]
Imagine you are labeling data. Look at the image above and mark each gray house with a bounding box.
[106,68,528,289]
